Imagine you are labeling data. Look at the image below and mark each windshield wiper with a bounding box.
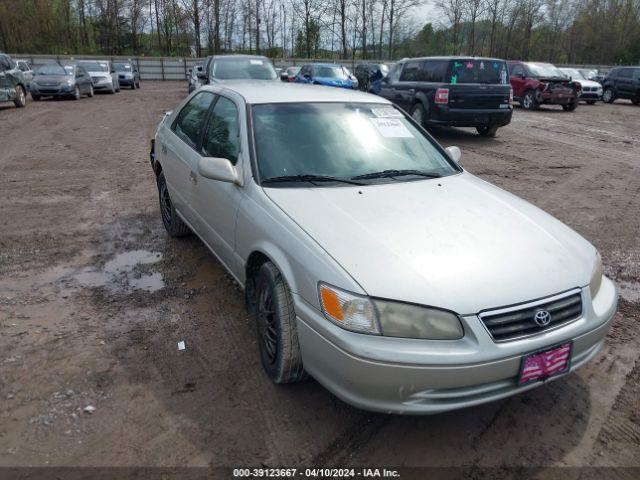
[351,169,442,180]
[262,174,365,186]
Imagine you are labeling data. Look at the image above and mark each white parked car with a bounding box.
[560,68,603,104]
[76,60,120,94]
[149,82,617,414]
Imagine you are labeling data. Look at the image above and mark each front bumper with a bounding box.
[92,78,114,90]
[540,91,579,104]
[428,106,513,128]
[296,277,617,414]
[580,91,602,100]
[119,76,135,86]
[30,84,76,97]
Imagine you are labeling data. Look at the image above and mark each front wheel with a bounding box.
[72,86,81,100]
[562,101,578,111]
[586,100,596,105]
[157,171,191,237]
[410,102,427,126]
[477,125,499,137]
[14,85,26,108]
[602,88,615,103]
[632,98,640,105]
[87,84,94,97]
[521,90,539,110]
[31,93,40,101]
[255,262,306,384]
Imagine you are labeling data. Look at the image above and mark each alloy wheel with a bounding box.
[258,287,278,365]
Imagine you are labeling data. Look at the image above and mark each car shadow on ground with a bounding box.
[91,212,593,466]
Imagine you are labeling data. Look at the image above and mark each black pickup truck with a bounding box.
[373,56,512,136]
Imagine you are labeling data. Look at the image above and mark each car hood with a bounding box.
[314,77,354,87]
[264,173,595,314]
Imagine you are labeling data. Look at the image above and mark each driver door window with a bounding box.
[202,97,240,164]
[172,92,216,149]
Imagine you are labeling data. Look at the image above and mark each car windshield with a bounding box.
[287,67,300,75]
[527,63,565,79]
[560,69,585,80]
[114,63,132,72]
[36,64,69,76]
[579,69,597,79]
[449,59,509,84]
[314,66,347,79]
[78,61,109,72]
[212,58,277,80]
[252,103,459,185]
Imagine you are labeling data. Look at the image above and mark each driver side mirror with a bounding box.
[445,146,461,164]
[198,157,243,185]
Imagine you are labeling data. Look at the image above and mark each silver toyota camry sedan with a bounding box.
[150,82,617,414]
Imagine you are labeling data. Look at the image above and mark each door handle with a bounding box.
[189,170,198,184]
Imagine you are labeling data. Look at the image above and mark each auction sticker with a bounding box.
[370,118,413,138]
[371,107,403,118]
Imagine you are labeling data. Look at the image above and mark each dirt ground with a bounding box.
[1,82,639,476]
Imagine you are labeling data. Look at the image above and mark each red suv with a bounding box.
[508,61,580,111]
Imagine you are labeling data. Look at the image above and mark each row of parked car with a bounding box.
[0,53,141,108]
[183,54,640,138]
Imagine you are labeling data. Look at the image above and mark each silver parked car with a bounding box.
[76,60,120,93]
[150,82,617,414]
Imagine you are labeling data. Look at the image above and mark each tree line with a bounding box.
[0,0,638,65]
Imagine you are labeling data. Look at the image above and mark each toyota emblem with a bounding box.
[534,310,552,327]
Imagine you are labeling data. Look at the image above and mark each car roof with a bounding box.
[201,81,390,105]
[210,54,270,60]
[306,63,343,68]
[401,56,506,62]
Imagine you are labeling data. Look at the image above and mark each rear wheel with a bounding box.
[255,262,306,384]
[562,101,578,111]
[521,90,539,110]
[157,171,191,237]
[602,88,615,103]
[586,100,597,105]
[13,85,26,108]
[476,125,499,137]
[410,102,427,126]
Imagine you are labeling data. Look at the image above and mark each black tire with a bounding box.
[72,86,81,100]
[255,262,306,384]
[13,85,26,108]
[31,93,40,101]
[131,82,136,90]
[521,90,539,110]
[586,100,597,105]
[87,85,94,98]
[410,102,428,126]
[632,98,640,105]
[157,171,191,237]
[477,125,499,137]
[562,101,578,111]
[602,88,615,103]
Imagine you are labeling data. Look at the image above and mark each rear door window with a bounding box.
[422,61,448,82]
[172,92,216,149]
[618,68,633,78]
[449,59,509,84]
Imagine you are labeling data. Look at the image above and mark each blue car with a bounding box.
[295,63,358,89]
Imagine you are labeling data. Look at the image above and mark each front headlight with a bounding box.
[319,283,379,334]
[374,300,463,340]
[318,283,463,339]
[590,252,603,299]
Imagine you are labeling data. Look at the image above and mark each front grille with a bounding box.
[479,289,582,342]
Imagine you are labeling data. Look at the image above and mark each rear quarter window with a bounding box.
[399,62,423,81]
[423,61,449,82]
